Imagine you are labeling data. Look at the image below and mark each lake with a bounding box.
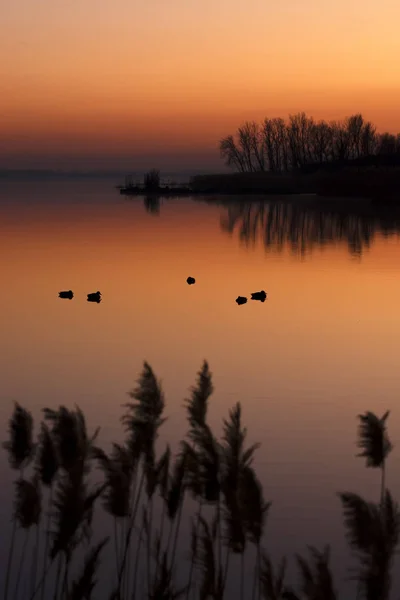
[1,178,400,599]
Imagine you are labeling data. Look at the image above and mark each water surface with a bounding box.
[1,179,400,598]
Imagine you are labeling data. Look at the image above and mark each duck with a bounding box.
[59,290,74,299]
[187,277,196,285]
[87,291,101,303]
[236,296,247,305]
[251,290,267,302]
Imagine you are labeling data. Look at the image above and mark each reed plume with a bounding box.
[91,443,131,591]
[183,362,221,598]
[3,402,35,471]
[13,475,42,600]
[3,402,35,600]
[339,490,400,600]
[183,362,220,504]
[50,470,104,560]
[36,422,59,600]
[259,554,291,600]
[122,361,166,435]
[239,466,270,600]
[43,406,99,475]
[48,464,105,600]
[14,475,42,528]
[220,402,259,550]
[184,360,213,430]
[118,361,167,594]
[92,445,131,519]
[295,545,337,600]
[36,422,59,486]
[195,515,224,600]
[220,403,261,599]
[356,411,392,505]
[68,537,109,600]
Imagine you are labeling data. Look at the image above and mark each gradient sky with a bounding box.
[1,0,400,170]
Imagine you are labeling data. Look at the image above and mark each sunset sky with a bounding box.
[1,0,400,171]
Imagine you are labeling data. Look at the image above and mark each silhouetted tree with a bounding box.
[144,169,161,189]
[219,112,398,173]
[377,133,398,155]
[219,135,247,173]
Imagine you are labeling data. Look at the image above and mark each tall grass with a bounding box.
[1,362,399,599]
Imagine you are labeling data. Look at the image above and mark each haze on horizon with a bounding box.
[1,0,400,172]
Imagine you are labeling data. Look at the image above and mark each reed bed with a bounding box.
[1,361,398,599]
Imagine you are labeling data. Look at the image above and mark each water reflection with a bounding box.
[3,180,400,599]
[123,193,400,256]
[144,195,162,214]
[214,198,400,256]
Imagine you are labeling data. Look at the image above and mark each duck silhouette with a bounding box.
[187,277,195,285]
[87,291,101,303]
[59,290,74,299]
[236,296,247,305]
[251,290,267,302]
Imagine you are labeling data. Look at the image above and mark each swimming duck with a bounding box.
[87,291,101,303]
[59,290,74,299]
[236,296,247,305]
[187,277,195,285]
[251,290,267,302]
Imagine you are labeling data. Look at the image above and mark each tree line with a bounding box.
[219,113,400,173]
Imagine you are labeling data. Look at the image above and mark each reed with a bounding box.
[2,363,399,599]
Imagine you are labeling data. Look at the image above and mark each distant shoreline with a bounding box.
[119,168,400,207]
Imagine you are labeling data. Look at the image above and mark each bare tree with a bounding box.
[285,113,315,168]
[345,114,365,159]
[237,122,262,172]
[262,118,290,172]
[361,121,378,157]
[330,120,351,162]
[219,135,246,172]
[263,119,278,172]
[251,122,267,172]
[309,121,333,164]
[396,134,400,154]
[219,112,399,173]
[377,133,398,155]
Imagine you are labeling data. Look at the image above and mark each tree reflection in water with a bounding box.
[143,195,162,214]
[135,194,400,256]
[213,197,400,256]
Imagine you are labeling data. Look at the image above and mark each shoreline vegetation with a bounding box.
[2,361,398,600]
[119,168,400,204]
[120,113,400,204]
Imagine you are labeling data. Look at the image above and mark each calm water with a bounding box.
[1,178,400,598]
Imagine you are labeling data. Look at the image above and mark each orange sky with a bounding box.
[1,0,400,170]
